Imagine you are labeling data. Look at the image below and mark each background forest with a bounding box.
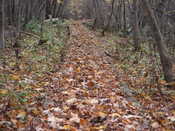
[0,0,175,130]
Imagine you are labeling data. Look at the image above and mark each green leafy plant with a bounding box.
[25,19,41,33]
[0,89,29,105]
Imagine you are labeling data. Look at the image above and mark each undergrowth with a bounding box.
[101,34,175,99]
[0,19,68,107]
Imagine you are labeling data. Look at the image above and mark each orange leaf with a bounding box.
[76,67,81,72]
[10,74,21,81]
[87,81,95,87]
[80,118,88,126]
[158,80,167,85]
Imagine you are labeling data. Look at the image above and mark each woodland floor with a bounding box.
[0,21,175,131]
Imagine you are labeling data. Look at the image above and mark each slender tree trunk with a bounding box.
[143,0,175,83]
[132,0,141,50]
[123,0,127,34]
[102,0,115,36]
[0,0,5,48]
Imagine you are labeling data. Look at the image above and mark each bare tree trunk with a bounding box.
[122,0,127,34]
[92,0,105,29]
[0,0,5,48]
[143,0,175,83]
[102,0,115,36]
[132,0,141,50]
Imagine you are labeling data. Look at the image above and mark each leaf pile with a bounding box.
[0,20,174,130]
[95,29,175,130]
[31,21,148,130]
[0,20,69,130]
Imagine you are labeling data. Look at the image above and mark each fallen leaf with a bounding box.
[80,118,88,126]
[16,111,27,120]
[158,80,167,85]
[87,81,95,87]
[10,74,21,81]
[70,113,80,123]
[47,114,63,128]
[111,113,121,118]
[64,125,77,131]
[96,112,107,118]
[167,116,175,122]
[91,125,106,130]
[151,122,160,129]
[85,98,98,104]
[31,108,41,115]
[66,98,77,104]
[76,67,81,72]
[0,89,8,95]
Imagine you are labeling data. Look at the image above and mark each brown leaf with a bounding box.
[87,81,95,87]
[0,89,8,95]
[10,74,21,81]
[80,118,88,126]
[151,122,160,129]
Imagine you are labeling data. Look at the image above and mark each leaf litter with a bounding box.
[0,20,174,130]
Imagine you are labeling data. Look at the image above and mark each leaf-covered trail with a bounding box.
[35,21,149,130]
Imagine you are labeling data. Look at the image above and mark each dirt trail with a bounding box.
[30,21,149,130]
[1,21,174,131]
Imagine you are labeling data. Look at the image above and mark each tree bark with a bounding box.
[143,0,175,83]
[102,0,115,36]
[132,0,141,50]
[0,0,5,48]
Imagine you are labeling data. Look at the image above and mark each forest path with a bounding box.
[36,21,147,130]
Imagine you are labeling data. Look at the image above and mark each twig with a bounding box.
[20,31,40,39]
